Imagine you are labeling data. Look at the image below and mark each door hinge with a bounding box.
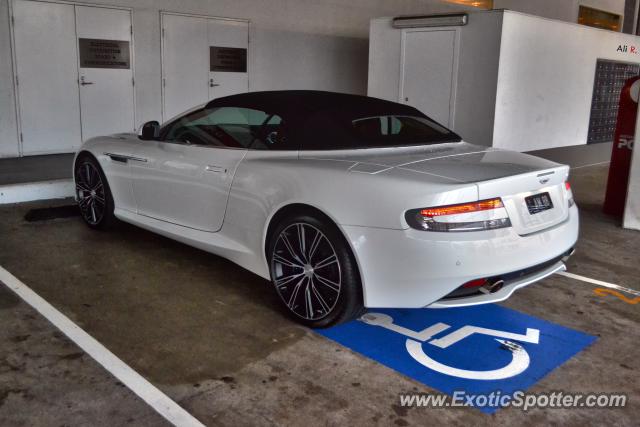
[163,78,166,87]
[15,75,18,86]
[20,133,23,142]
[130,25,133,36]
[162,28,165,38]
[132,77,135,86]
[11,15,15,26]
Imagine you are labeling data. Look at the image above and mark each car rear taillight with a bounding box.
[418,198,504,217]
[405,198,512,232]
[565,180,575,207]
[462,278,488,288]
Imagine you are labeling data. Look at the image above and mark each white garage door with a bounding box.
[401,30,457,127]
[76,6,135,141]
[11,0,134,155]
[12,0,81,155]
[208,19,249,101]
[161,13,249,121]
[161,14,209,121]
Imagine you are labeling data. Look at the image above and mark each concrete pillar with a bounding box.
[623,97,640,230]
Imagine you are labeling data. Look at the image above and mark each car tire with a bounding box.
[74,154,117,230]
[268,212,365,328]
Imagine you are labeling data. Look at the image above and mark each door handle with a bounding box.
[205,165,226,173]
[80,76,94,86]
[209,79,220,88]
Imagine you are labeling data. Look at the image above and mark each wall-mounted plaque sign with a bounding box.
[210,46,247,72]
[79,38,130,69]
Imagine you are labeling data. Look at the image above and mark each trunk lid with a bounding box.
[304,142,571,235]
[397,149,570,235]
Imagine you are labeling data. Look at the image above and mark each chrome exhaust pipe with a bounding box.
[480,279,505,294]
[562,248,576,262]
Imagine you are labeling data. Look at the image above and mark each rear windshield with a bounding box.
[352,115,456,144]
[299,111,461,150]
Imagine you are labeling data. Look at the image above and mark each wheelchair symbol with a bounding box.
[360,312,540,381]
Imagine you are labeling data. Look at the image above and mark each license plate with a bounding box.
[525,192,553,214]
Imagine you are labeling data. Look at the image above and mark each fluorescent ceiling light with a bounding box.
[392,13,469,28]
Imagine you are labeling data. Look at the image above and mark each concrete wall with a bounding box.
[493,11,640,151]
[0,0,468,158]
[368,11,503,146]
[622,0,639,33]
[448,11,503,146]
[623,106,640,230]
[494,0,625,23]
[0,0,15,156]
[369,9,640,151]
[367,18,403,105]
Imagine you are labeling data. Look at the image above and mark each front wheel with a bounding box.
[74,155,116,229]
[268,213,364,328]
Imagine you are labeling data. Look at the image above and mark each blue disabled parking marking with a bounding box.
[316,305,596,413]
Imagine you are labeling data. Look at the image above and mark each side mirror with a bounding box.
[140,121,160,140]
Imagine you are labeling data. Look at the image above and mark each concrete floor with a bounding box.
[0,163,638,426]
[0,285,168,426]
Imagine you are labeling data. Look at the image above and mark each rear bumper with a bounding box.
[341,204,579,308]
[429,258,567,308]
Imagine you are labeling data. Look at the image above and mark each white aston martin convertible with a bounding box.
[74,91,578,327]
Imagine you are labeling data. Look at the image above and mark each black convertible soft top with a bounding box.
[204,90,461,150]
[206,90,422,119]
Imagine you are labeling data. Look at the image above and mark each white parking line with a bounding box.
[0,265,205,427]
[557,271,640,297]
[570,161,610,170]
